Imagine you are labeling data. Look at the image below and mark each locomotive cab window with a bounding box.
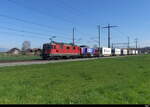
[73,47,76,50]
[43,45,51,49]
[53,46,56,49]
[48,45,51,49]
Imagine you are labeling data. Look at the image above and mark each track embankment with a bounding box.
[0,55,135,67]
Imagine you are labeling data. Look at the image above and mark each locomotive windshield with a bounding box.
[43,44,51,49]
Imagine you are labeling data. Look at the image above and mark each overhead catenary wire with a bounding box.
[3,0,132,48]
[112,29,136,48]
[0,14,71,37]
[55,0,85,18]
[135,38,138,49]
[0,31,47,39]
[0,26,73,40]
[8,0,88,26]
[7,0,94,42]
[0,26,85,45]
[113,29,136,44]
[7,0,75,26]
[0,14,76,43]
[55,0,96,39]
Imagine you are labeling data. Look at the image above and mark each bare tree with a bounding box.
[22,41,31,51]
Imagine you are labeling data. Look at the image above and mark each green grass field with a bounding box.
[0,55,149,104]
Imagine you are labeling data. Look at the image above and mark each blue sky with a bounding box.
[0,0,150,49]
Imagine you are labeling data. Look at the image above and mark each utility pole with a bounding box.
[128,36,130,49]
[135,38,138,49]
[73,27,75,45]
[103,24,118,48]
[112,43,114,48]
[98,25,101,56]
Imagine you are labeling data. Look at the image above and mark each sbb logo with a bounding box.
[104,49,110,52]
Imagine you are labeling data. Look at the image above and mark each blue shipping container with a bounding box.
[81,48,87,55]
[87,48,95,55]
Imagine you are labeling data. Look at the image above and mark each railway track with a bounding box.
[0,55,138,67]
[0,56,120,63]
[0,59,43,63]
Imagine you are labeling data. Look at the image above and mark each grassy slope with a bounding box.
[0,55,149,104]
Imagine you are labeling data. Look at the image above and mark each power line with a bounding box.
[0,14,74,38]
[135,38,138,49]
[55,1,96,41]
[7,0,75,26]
[76,29,94,38]
[112,29,138,48]
[0,14,68,36]
[113,28,134,39]
[54,0,96,41]
[0,26,48,37]
[55,0,85,17]
[72,28,85,45]
[128,36,130,49]
[0,14,73,38]
[0,30,46,39]
[73,27,75,45]
[0,26,85,46]
[0,26,72,40]
[112,43,128,48]
[102,24,118,48]
[98,25,101,56]
[0,14,54,31]
[7,0,93,40]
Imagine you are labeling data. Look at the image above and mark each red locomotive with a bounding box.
[42,42,81,59]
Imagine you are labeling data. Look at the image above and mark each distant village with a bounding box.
[0,41,42,56]
[7,48,42,56]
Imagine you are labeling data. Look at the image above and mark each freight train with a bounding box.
[41,42,139,60]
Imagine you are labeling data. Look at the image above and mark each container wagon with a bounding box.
[112,48,121,56]
[100,47,111,56]
[128,49,133,55]
[94,48,100,57]
[132,50,136,55]
[87,48,95,57]
[121,49,128,56]
[80,47,88,57]
[135,50,138,55]
[80,45,98,57]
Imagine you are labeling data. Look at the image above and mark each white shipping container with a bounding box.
[115,48,121,55]
[128,50,133,55]
[132,50,136,55]
[122,49,128,55]
[102,48,111,56]
[136,50,138,54]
